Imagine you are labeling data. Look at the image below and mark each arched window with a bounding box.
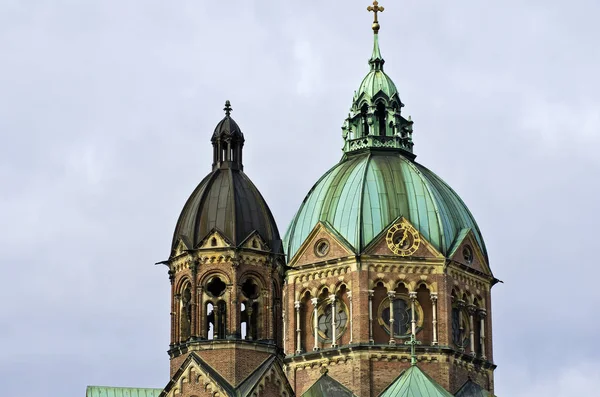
[205,276,227,340]
[241,302,247,340]
[241,278,260,340]
[361,104,369,136]
[451,294,470,351]
[314,288,348,344]
[375,102,386,136]
[180,285,192,341]
[206,302,215,340]
[378,294,423,338]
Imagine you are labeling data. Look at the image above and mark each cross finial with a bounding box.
[367,1,384,33]
[405,333,422,366]
[224,100,232,117]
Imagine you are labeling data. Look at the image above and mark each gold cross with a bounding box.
[367,1,384,33]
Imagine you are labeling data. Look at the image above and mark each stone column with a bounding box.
[262,290,269,341]
[478,309,487,359]
[457,299,466,352]
[282,309,286,346]
[190,262,198,338]
[409,291,417,336]
[230,262,239,339]
[247,300,254,340]
[368,290,374,344]
[311,298,319,351]
[330,295,338,348]
[468,304,476,356]
[197,287,204,339]
[430,292,438,346]
[169,270,175,345]
[348,291,353,344]
[295,301,302,354]
[388,291,396,345]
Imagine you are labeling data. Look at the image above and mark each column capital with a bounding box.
[368,289,375,297]
[387,291,396,299]
[294,301,301,310]
[467,304,477,315]
[430,292,438,302]
[409,291,417,300]
[311,297,319,306]
[477,308,487,318]
[329,294,337,303]
[456,299,466,309]
[347,291,353,299]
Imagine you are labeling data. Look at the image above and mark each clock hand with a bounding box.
[398,229,408,246]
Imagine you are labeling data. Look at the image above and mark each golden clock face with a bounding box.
[386,223,421,256]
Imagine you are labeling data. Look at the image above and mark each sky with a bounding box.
[1,0,599,396]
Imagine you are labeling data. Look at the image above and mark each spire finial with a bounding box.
[367,1,384,33]
[405,332,422,366]
[224,100,232,117]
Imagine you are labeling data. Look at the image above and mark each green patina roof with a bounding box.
[86,386,162,397]
[301,374,357,397]
[284,152,486,260]
[354,33,400,106]
[454,380,494,397]
[379,366,454,397]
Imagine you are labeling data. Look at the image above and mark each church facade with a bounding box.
[86,2,498,396]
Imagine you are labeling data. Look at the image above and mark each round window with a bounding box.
[377,294,424,338]
[314,239,330,257]
[462,245,473,264]
[314,299,348,342]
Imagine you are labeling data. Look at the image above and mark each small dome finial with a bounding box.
[367,1,384,33]
[224,100,232,117]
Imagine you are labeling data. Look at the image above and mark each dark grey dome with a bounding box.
[171,101,281,257]
[171,169,282,255]
[211,117,244,142]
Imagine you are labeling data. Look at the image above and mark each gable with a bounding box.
[454,380,493,397]
[197,229,232,249]
[288,222,354,267]
[364,217,444,260]
[240,231,269,251]
[160,353,234,397]
[301,374,357,397]
[448,229,491,276]
[239,357,294,397]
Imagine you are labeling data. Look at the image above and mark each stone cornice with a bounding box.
[168,339,280,359]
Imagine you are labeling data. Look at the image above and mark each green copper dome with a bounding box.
[284,151,486,260]
[285,14,486,262]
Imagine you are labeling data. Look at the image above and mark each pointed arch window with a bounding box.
[179,285,192,341]
[375,102,387,136]
[361,104,369,137]
[241,278,260,340]
[451,300,470,350]
[205,276,227,340]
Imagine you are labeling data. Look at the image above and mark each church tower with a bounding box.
[159,102,293,397]
[283,3,498,396]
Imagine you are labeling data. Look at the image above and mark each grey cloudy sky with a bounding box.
[1,0,599,396]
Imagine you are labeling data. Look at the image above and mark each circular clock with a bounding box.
[386,223,421,256]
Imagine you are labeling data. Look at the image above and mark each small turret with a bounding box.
[211,100,245,171]
[342,2,415,157]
